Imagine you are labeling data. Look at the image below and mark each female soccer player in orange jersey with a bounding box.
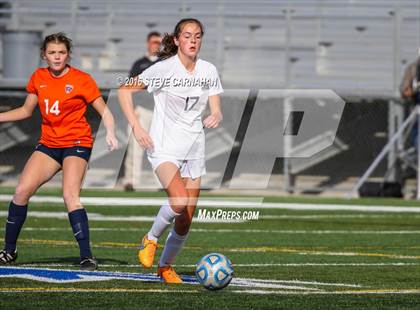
[0,33,118,270]
[119,18,223,283]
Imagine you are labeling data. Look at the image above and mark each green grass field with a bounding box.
[0,189,420,309]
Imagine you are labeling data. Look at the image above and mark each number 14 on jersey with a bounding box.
[44,99,60,115]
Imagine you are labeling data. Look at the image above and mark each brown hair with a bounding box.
[40,32,72,58]
[158,18,204,59]
[147,31,161,41]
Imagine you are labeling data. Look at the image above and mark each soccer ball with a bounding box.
[195,253,234,290]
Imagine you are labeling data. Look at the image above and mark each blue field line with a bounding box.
[0,266,367,291]
[0,266,198,284]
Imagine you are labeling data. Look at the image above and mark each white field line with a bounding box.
[20,226,420,235]
[2,288,420,295]
[18,263,420,268]
[232,277,361,288]
[1,194,420,213]
[7,212,420,223]
[258,203,420,213]
[228,248,420,260]
[232,281,320,290]
[190,228,420,234]
[261,214,420,219]
[231,289,420,295]
[0,211,241,223]
[0,195,263,208]
[4,211,420,224]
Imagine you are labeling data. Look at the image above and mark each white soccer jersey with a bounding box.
[139,54,223,160]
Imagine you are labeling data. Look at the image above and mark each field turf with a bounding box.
[0,188,419,309]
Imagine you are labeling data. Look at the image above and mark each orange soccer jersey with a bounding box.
[26,66,101,148]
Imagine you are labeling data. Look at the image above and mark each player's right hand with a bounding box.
[106,132,119,151]
[133,124,154,151]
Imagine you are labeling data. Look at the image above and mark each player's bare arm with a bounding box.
[118,80,154,150]
[91,97,118,151]
[203,95,222,128]
[0,93,38,122]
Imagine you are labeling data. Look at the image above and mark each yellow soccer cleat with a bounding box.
[157,265,183,284]
[138,234,157,268]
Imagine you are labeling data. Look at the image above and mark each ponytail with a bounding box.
[158,33,178,59]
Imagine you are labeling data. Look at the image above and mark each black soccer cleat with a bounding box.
[80,257,98,271]
[0,249,18,264]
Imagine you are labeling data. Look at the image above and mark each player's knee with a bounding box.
[13,184,33,204]
[63,191,81,210]
[169,194,189,213]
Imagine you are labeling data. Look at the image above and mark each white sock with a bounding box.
[148,203,179,242]
[159,228,188,267]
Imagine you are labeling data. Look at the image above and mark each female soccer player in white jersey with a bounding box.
[119,18,223,283]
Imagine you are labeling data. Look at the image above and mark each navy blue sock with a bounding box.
[68,209,92,259]
[5,201,28,252]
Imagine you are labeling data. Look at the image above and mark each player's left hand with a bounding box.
[203,112,223,128]
[106,132,119,151]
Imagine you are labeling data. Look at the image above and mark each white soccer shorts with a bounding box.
[147,156,206,179]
